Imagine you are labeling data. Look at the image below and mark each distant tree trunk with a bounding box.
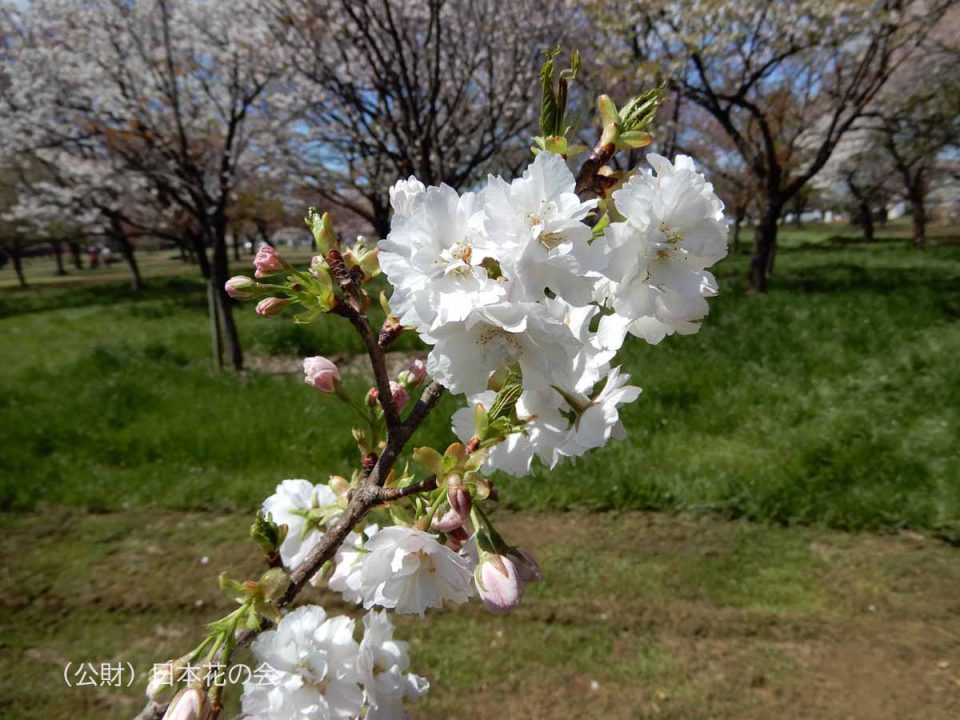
[908,177,926,250]
[109,216,143,290]
[188,230,212,279]
[749,197,783,292]
[51,240,66,276]
[210,219,243,371]
[255,219,272,249]
[232,231,241,261]
[8,243,28,288]
[858,201,875,243]
[68,241,83,269]
[372,205,390,241]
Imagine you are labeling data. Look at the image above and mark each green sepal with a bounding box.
[218,573,250,604]
[412,446,444,476]
[473,403,490,441]
[591,213,611,240]
[259,568,290,602]
[305,208,338,253]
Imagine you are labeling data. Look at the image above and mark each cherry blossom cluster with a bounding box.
[381,151,727,477]
[138,54,728,720]
[241,607,427,720]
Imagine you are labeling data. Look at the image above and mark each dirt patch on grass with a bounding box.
[1,510,957,719]
[245,349,426,378]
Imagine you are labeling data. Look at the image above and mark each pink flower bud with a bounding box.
[162,688,208,720]
[475,553,523,614]
[255,297,289,317]
[448,482,472,518]
[253,246,285,278]
[406,358,427,384]
[224,275,257,300]
[390,381,409,410]
[303,356,340,393]
[433,507,468,533]
[509,547,542,584]
[368,382,408,409]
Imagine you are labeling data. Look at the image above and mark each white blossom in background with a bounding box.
[355,526,474,616]
[357,610,429,720]
[596,154,728,346]
[242,606,362,720]
[262,480,339,570]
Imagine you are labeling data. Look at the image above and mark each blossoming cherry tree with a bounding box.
[139,51,728,720]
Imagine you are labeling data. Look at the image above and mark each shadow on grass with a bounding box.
[771,261,960,306]
[0,275,208,319]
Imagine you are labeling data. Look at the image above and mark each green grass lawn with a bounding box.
[1,225,959,539]
[2,223,960,720]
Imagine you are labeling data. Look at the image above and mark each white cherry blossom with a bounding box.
[480,151,602,305]
[357,526,474,617]
[357,610,429,720]
[597,154,727,345]
[379,183,504,334]
[241,606,362,720]
[261,480,339,570]
[426,302,580,395]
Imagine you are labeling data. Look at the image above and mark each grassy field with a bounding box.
[1,224,958,537]
[1,223,959,719]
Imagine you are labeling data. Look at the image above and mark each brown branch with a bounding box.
[133,377,446,720]
[327,250,402,430]
[575,139,617,198]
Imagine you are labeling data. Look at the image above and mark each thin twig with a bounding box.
[379,475,438,501]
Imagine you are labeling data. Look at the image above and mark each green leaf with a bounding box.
[488,373,522,421]
[539,47,561,136]
[218,573,250,604]
[620,84,664,132]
